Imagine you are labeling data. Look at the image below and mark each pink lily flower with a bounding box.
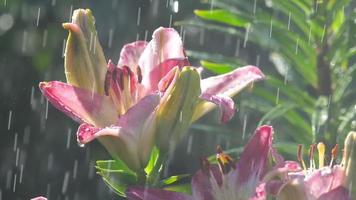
[126,125,274,200]
[263,132,356,200]
[39,9,264,172]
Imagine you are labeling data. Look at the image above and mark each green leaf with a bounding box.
[194,9,250,28]
[145,146,160,176]
[258,103,297,126]
[200,60,233,74]
[159,174,191,186]
[96,159,138,197]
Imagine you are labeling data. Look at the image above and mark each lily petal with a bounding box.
[235,125,273,194]
[139,27,187,93]
[62,9,107,94]
[126,187,193,200]
[76,94,160,171]
[191,165,222,200]
[317,186,351,200]
[39,81,117,127]
[118,41,147,71]
[77,123,141,171]
[199,93,235,123]
[192,66,264,122]
[305,166,345,199]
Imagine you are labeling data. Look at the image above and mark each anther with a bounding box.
[330,144,339,167]
[297,144,307,171]
[216,145,235,174]
[317,142,325,168]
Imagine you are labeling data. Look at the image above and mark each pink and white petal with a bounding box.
[39,81,117,127]
[317,186,351,200]
[139,27,187,92]
[76,123,141,171]
[31,197,47,200]
[199,93,235,123]
[305,165,345,199]
[236,126,273,189]
[126,187,193,200]
[118,41,147,70]
[250,182,267,200]
[191,165,222,200]
[192,66,264,122]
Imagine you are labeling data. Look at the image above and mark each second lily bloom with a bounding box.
[39,9,265,172]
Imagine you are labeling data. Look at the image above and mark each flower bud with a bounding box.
[62,9,107,94]
[342,131,356,198]
[155,67,201,151]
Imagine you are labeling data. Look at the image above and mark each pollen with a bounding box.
[317,142,325,168]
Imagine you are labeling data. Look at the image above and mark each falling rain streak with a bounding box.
[62,171,70,194]
[276,88,280,105]
[8,110,12,130]
[42,29,48,47]
[137,7,141,26]
[36,7,41,26]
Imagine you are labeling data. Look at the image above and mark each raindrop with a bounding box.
[4,0,6,6]
[179,111,183,122]
[62,39,66,57]
[256,54,260,66]
[172,0,179,13]
[276,88,280,105]
[66,128,71,149]
[295,38,299,54]
[42,29,48,47]
[308,26,312,45]
[36,7,41,27]
[186,134,193,154]
[137,7,141,26]
[88,161,95,179]
[320,25,326,42]
[46,183,51,199]
[253,0,257,15]
[6,169,12,189]
[284,69,288,85]
[108,28,114,48]
[30,86,35,110]
[182,29,186,44]
[13,133,18,151]
[269,19,273,38]
[242,114,247,140]
[0,189,2,200]
[12,173,17,192]
[45,100,49,119]
[287,12,291,30]
[210,0,214,10]
[166,0,169,8]
[243,24,250,47]
[169,14,173,28]
[234,39,241,56]
[72,160,78,179]
[8,110,12,130]
[61,171,70,194]
[144,30,148,41]
[78,143,85,148]
[69,5,73,21]
[19,164,24,184]
[22,31,28,53]
[23,126,31,145]
[15,147,20,167]
[199,28,205,45]
[47,153,54,171]
[51,0,56,6]
[136,33,140,41]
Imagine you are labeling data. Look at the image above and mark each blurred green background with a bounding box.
[0,0,355,199]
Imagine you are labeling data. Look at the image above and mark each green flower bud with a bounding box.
[62,9,107,94]
[343,131,356,198]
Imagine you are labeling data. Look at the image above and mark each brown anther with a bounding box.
[331,144,339,160]
[137,66,142,83]
[297,144,303,163]
[309,144,316,161]
[216,145,235,174]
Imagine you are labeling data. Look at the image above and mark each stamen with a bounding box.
[317,142,325,168]
[297,144,307,171]
[200,157,210,176]
[309,144,316,170]
[216,145,235,174]
[330,144,339,167]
